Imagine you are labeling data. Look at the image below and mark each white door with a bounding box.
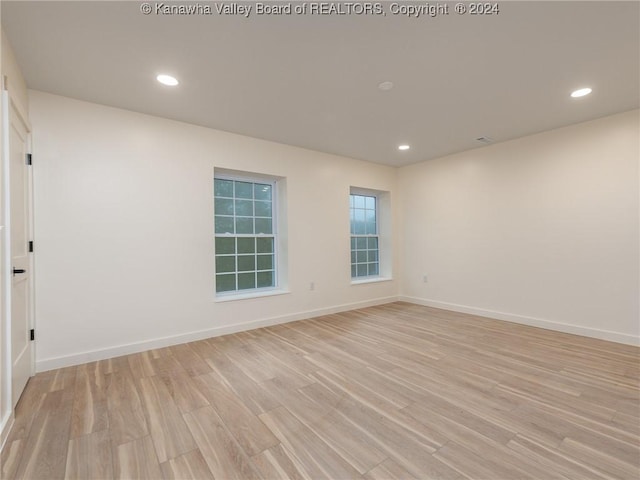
[8,99,32,408]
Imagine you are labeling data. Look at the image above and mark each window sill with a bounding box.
[351,276,393,286]
[215,288,290,303]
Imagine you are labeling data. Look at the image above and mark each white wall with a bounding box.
[399,110,640,345]
[30,90,399,371]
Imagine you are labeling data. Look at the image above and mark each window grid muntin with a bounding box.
[350,193,379,278]
[215,177,277,294]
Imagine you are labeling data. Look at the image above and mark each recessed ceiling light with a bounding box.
[157,74,179,86]
[378,81,394,91]
[398,145,410,151]
[571,87,592,98]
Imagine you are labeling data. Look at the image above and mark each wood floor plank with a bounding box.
[151,354,187,379]
[300,380,450,450]
[256,330,322,374]
[105,370,149,446]
[611,411,640,436]
[70,362,109,438]
[203,345,281,415]
[137,375,197,463]
[49,367,78,392]
[13,388,74,480]
[262,378,387,474]
[169,343,213,377]
[328,397,461,480]
[434,441,540,480]
[193,372,279,456]
[160,449,214,480]
[251,444,308,480]
[4,378,48,444]
[157,367,209,414]
[65,430,113,480]
[506,434,611,480]
[184,406,261,480]
[1,439,25,480]
[6,302,639,480]
[250,342,316,389]
[558,437,640,479]
[259,406,362,479]
[364,458,418,480]
[223,338,282,383]
[114,435,162,480]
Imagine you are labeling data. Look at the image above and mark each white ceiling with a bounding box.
[2,1,639,166]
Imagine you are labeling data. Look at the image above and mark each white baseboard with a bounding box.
[35,296,399,372]
[399,296,640,346]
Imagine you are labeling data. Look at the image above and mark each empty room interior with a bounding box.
[0,1,639,479]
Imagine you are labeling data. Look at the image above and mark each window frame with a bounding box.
[350,190,381,280]
[214,173,279,297]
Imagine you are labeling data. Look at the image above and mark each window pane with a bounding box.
[354,195,365,208]
[257,254,273,270]
[356,237,367,249]
[366,209,376,223]
[367,237,378,249]
[216,274,236,292]
[235,199,253,216]
[235,181,253,199]
[255,218,272,234]
[366,222,377,235]
[357,264,368,276]
[238,272,256,290]
[237,238,255,254]
[255,201,272,217]
[257,271,274,288]
[368,263,379,276]
[214,179,233,198]
[365,196,375,209]
[351,251,356,263]
[354,210,366,234]
[350,195,355,208]
[215,237,235,254]
[254,184,272,201]
[215,216,234,234]
[257,237,274,253]
[356,251,367,263]
[216,256,235,273]
[236,217,254,234]
[351,265,357,277]
[215,198,234,215]
[368,250,378,262]
[237,255,256,272]
[350,237,356,249]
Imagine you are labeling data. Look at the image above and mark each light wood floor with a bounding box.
[2,302,639,479]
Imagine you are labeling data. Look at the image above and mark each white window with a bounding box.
[350,193,379,278]
[214,175,277,295]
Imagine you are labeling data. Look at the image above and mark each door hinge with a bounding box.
[28,241,34,253]
[26,153,32,166]
[30,329,35,341]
